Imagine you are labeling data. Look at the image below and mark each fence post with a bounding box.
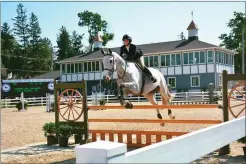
[21,92,24,110]
[75,141,127,163]
[41,97,43,106]
[208,83,215,104]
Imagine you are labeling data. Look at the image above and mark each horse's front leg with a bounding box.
[119,82,135,109]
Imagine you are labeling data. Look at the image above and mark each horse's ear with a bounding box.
[109,48,112,54]
[101,49,105,55]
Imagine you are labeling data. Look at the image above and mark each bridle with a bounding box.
[103,53,127,80]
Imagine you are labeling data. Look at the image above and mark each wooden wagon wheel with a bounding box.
[228,81,246,118]
[57,89,84,122]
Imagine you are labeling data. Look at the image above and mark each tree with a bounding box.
[11,3,30,72]
[219,12,246,73]
[71,30,84,55]
[1,22,21,75]
[28,12,41,50]
[56,26,73,60]
[77,10,114,51]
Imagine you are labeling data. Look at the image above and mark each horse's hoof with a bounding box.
[125,102,133,109]
[157,113,162,119]
[168,109,172,115]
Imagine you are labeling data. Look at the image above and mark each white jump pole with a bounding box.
[21,92,24,110]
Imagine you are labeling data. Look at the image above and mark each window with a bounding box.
[191,76,200,87]
[92,62,96,71]
[161,55,166,66]
[96,61,100,71]
[194,52,200,64]
[149,56,153,67]
[171,54,176,65]
[176,54,181,65]
[144,56,149,67]
[200,51,205,63]
[62,64,66,73]
[83,62,88,72]
[88,62,92,72]
[168,77,176,88]
[232,55,234,65]
[219,75,222,86]
[71,63,74,73]
[154,56,158,67]
[78,63,82,72]
[75,63,78,73]
[207,50,214,63]
[166,55,170,66]
[189,52,194,64]
[67,63,71,73]
[183,53,188,65]
[216,51,219,63]
[170,54,181,66]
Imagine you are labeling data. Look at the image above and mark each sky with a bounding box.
[1,1,245,49]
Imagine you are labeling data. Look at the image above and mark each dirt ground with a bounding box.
[1,101,245,163]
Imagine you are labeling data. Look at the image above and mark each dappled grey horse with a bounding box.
[101,49,175,124]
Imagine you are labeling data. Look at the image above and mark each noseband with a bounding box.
[103,53,126,80]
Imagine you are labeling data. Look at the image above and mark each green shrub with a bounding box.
[238,136,246,144]
[42,122,57,137]
[57,124,73,138]
[99,99,106,105]
[16,101,28,111]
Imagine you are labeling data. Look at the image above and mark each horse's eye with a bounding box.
[110,60,113,63]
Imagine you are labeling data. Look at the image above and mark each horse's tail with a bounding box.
[159,73,176,104]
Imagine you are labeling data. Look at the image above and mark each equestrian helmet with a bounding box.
[122,34,132,42]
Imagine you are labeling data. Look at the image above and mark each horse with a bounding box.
[101,49,176,125]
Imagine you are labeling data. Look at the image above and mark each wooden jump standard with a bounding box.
[88,104,220,110]
[88,119,222,124]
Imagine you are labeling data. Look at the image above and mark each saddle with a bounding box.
[130,61,147,96]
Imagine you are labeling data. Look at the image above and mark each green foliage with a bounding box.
[56,124,73,138]
[176,88,182,92]
[200,87,207,92]
[42,122,57,137]
[16,101,28,111]
[238,136,246,144]
[77,10,114,51]
[71,30,84,55]
[56,26,73,60]
[219,12,246,73]
[99,99,106,105]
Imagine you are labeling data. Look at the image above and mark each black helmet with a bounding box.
[122,34,132,42]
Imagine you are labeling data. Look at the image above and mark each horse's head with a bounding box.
[101,48,116,82]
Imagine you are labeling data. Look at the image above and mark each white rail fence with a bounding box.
[1,90,244,109]
[0,91,218,108]
[75,116,246,163]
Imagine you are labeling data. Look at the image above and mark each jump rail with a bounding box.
[75,116,246,163]
[88,104,220,109]
[88,119,222,124]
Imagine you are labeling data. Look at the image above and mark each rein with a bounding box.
[103,54,127,80]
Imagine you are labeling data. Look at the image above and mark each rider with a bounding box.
[119,34,157,83]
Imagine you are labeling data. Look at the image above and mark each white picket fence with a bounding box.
[75,116,246,163]
[0,91,217,108]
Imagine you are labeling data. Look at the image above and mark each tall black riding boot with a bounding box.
[144,67,157,83]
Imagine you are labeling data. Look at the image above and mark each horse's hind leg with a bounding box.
[144,91,165,127]
[161,96,175,119]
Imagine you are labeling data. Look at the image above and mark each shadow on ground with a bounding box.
[1,144,75,156]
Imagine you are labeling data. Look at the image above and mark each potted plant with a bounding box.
[238,136,246,158]
[16,101,29,111]
[73,127,83,144]
[99,99,106,110]
[49,102,55,112]
[42,122,58,145]
[57,124,73,147]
